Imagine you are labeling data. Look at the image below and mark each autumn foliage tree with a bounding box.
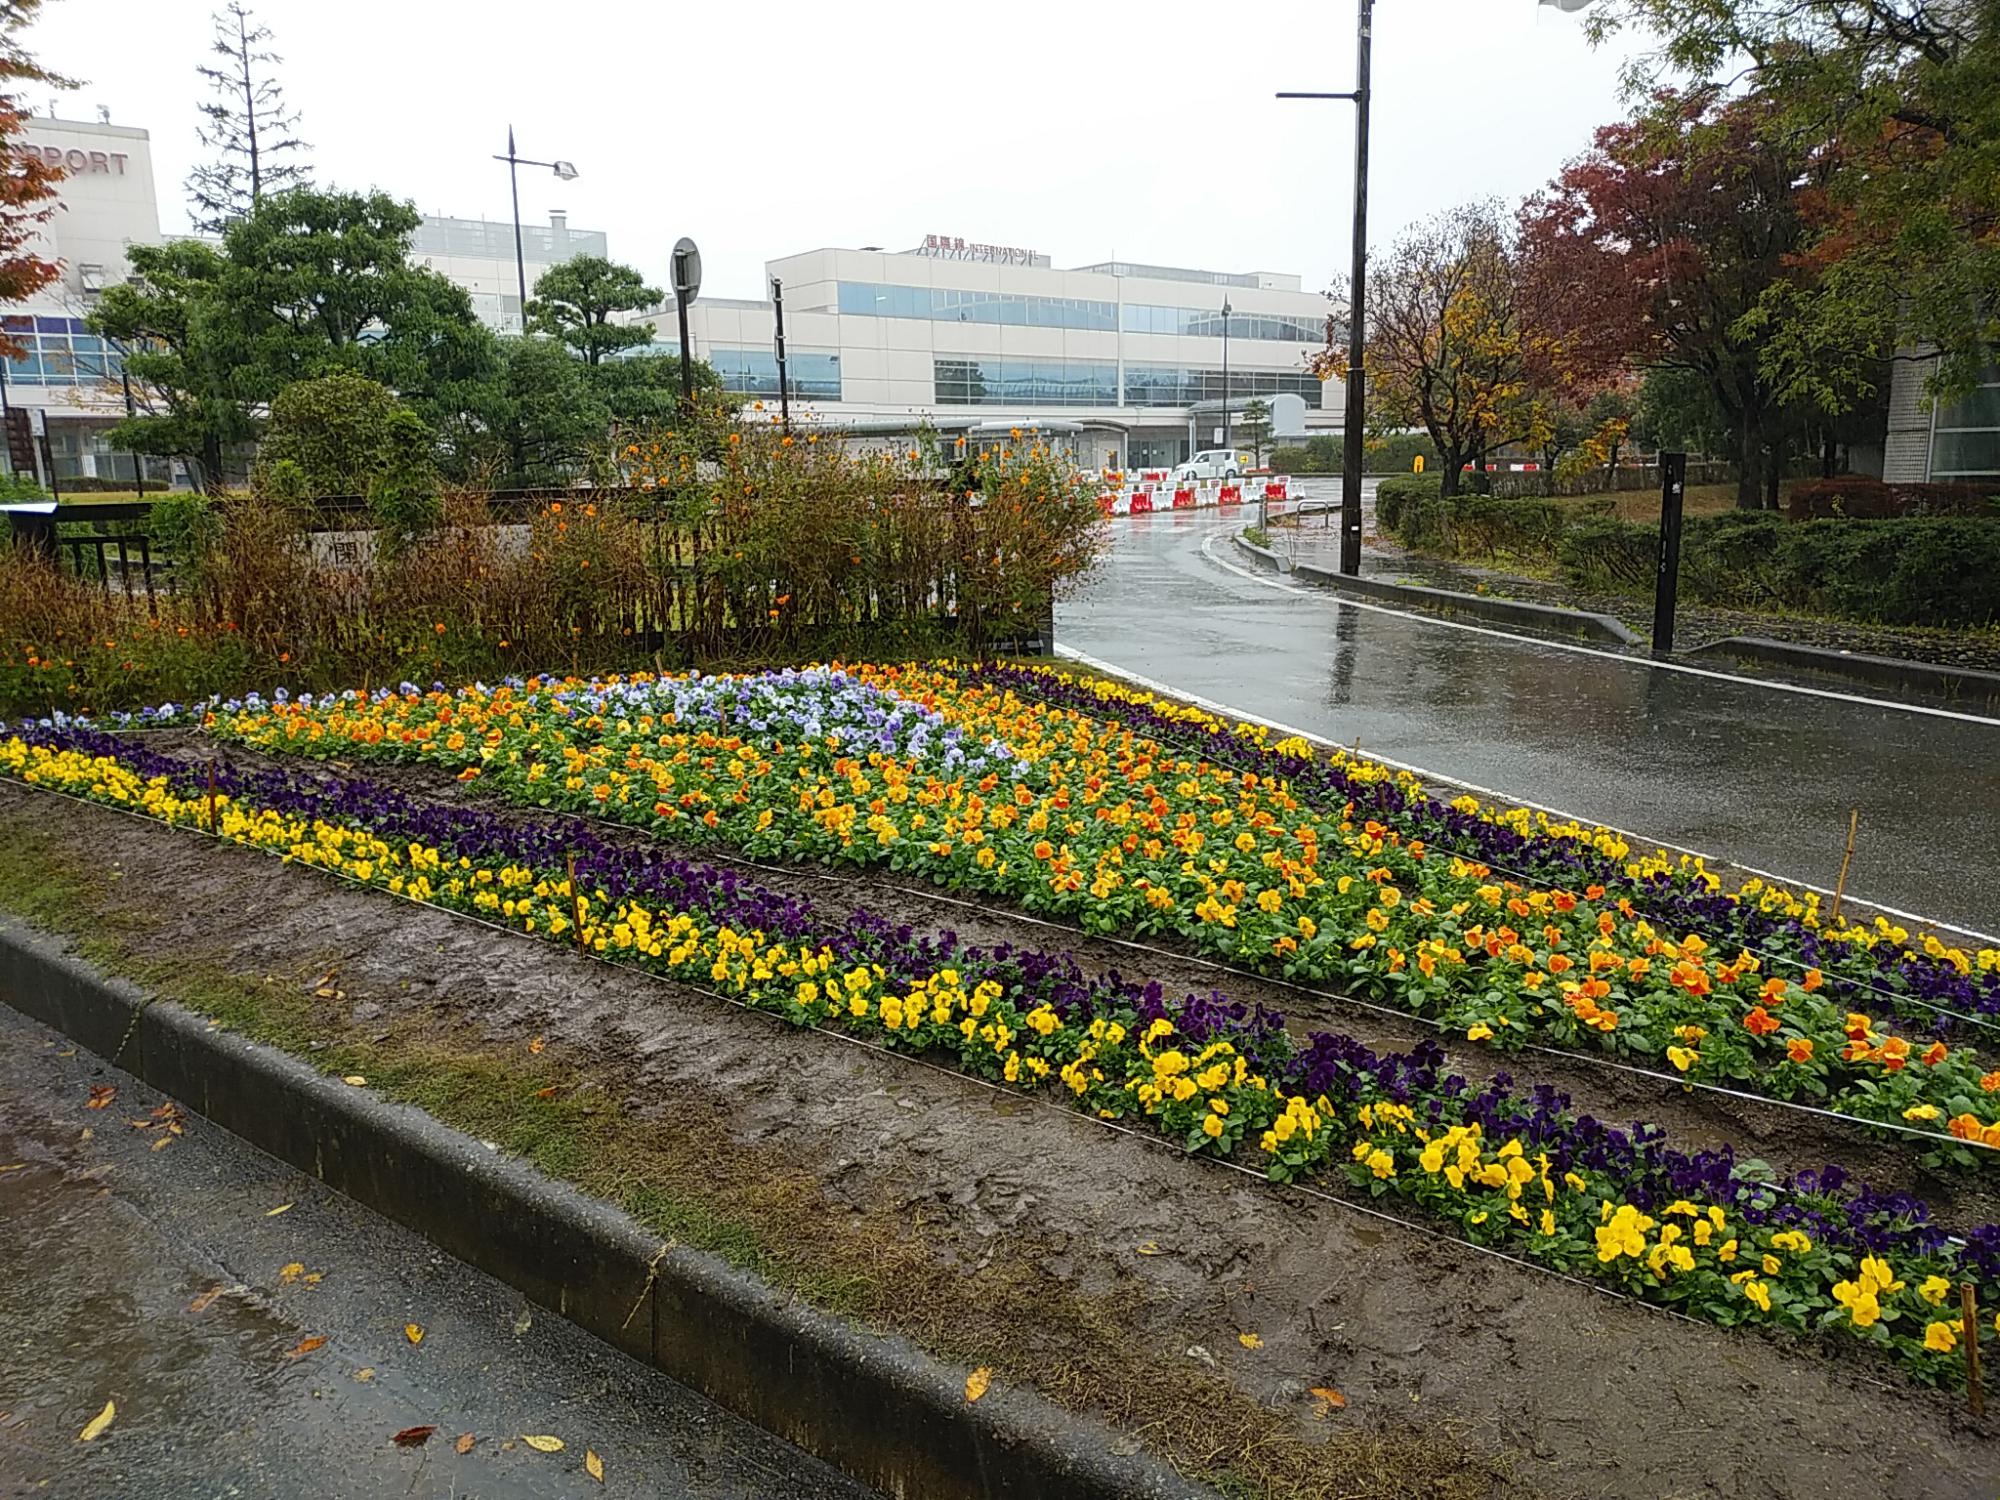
[1519,93,1826,509]
[1321,203,1541,496]
[0,1,68,350]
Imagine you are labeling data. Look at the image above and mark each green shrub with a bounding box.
[1557,512,2000,627]
[1375,473,1440,535]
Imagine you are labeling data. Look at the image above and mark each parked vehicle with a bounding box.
[1174,449,1248,483]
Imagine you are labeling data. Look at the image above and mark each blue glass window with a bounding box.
[1120,305,1324,342]
[842,283,1114,331]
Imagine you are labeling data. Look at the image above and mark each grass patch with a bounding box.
[0,806,1509,1500]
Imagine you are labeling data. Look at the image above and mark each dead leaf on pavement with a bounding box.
[520,1434,564,1453]
[1309,1386,1348,1414]
[341,1076,367,1088]
[149,1135,173,1152]
[404,1323,425,1345]
[528,1035,545,1054]
[86,1085,116,1110]
[278,1262,305,1284]
[283,1336,327,1359]
[1135,1240,1163,1256]
[355,1368,375,1383]
[0,1162,25,1174]
[1238,1332,1264,1349]
[55,1047,75,1057]
[392,1425,437,1448]
[189,1285,225,1313]
[453,1432,474,1455]
[585,1448,604,1482]
[512,1308,533,1336]
[265,1203,294,1217]
[964,1367,991,1402]
[77,1400,115,1442]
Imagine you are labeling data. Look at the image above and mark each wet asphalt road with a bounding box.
[0,1001,874,1500]
[1057,504,2000,936]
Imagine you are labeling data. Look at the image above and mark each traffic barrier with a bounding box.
[1171,487,1196,509]
[1218,484,1242,506]
[1129,491,1153,514]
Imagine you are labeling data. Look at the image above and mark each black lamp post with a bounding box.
[771,276,791,432]
[1279,0,1373,576]
[1221,298,1233,450]
[492,127,578,334]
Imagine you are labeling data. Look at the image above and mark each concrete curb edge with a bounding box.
[1232,531,1640,646]
[1680,635,2000,703]
[0,915,1217,1500]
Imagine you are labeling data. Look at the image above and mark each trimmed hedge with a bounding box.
[1377,475,1612,561]
[1559,512,2000,627]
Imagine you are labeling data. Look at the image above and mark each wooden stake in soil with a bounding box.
[1965,1282,1985,1418]
[564,851,587,950]
[205,760,218,834]
[1830,808,1860,924]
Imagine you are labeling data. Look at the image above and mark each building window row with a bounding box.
[625,341,842,401]
[3,314,124,388]
[934,358,1118,406]
[839,282,1118,331]
[1931,369,2000,480]
[1120,305,1326,343]
[933,358,1321,408]
[1122,363,1324,406]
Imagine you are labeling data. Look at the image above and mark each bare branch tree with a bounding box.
[185,2,309,233]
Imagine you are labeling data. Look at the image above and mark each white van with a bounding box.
[1175,450,1249,483]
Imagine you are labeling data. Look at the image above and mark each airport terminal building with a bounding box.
[628,242,1346,471]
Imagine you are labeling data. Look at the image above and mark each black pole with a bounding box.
[507,126,527,333]
[675,291,695,413]
[38,426,59,500]
[119,366,144,498]
[1221,298,1232,450]
[1652,450,1686,655]
[1338,0,1373,576]
[771,275,790,432]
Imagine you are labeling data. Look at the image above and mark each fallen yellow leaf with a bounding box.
[0,1163,24,1174]
[355,1368,375,1383]
[77,1400,115,1442]
[964,1367,991,1402]
[86,1085,116,1110]
[1238,1332,1264,1349]
[528,1035,546,1055]
[405,1323,425,1345]
[284,1335,326,1359]
[585,1449,604,1482]
[1135,1240,1163,1256]
[150,1135,173,1152]
[189,1285,224,1313]
[278,1262,305,1283]
[520,1434,564,1453]
[1310,1386,1348,1413]
[341,1076,367,1087]
[454,1432,474,1454]
[266,1203,294,1217]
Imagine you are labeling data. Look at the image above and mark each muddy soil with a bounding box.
[156,735,2000,1234]
[2,786,1995,1500]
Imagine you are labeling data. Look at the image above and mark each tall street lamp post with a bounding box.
[1279,0,1373,575]
[492,127,578,334]
[1220,298,1233,450]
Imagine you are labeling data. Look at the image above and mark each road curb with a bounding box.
[1680,635,2000,705]
[1234,532,1640,646]
[0,915,1216,1500]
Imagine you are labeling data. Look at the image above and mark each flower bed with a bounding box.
[5,717,2000,1389]
[190,668,2000,1159]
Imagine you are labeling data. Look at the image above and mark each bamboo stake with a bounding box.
[564,851,587,951]
[205,760,218,834]
[1830,808,1860,924]
[1965,1282,1985,1419]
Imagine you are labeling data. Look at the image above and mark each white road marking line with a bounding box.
[1051,641,2000,947]
[1190,530,2000,728]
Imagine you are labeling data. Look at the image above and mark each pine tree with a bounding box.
[186,2,308,233]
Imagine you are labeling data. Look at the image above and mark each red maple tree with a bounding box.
[0,1,67,357]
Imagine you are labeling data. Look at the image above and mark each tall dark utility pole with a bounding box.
[492,129,579,333]
[1220,298,1233,450]
[771,276,791,432]
[1279,0,1373,576]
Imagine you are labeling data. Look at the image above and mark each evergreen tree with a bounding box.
[186,2,309,233]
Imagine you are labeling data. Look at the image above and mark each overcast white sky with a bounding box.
[28,0,1648,301]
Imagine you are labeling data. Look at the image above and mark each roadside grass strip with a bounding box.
[187,666,2000,1164]
[6,721,2000,1391]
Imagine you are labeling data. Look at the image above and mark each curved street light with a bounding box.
[493,127,580,332]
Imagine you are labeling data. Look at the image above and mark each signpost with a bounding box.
[671,237,702,414]
[1652,451,1686,656]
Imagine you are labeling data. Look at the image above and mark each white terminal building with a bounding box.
[5,114,1343,480]
[624,242,1346,471]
